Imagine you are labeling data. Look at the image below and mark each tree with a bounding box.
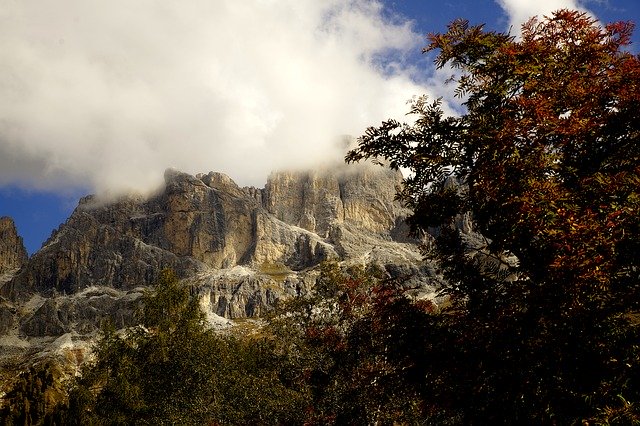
[64,270,307,425]
[267,262,435,424]
[0,361,67,426]
[347,10,640,424]
[65,270,220,424]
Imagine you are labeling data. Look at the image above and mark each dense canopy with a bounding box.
[348,9,640,423]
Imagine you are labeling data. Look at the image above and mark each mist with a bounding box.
[0,0,596,195]
[0,0,434,194]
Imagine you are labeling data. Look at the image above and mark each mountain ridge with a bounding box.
[0,163,438,353]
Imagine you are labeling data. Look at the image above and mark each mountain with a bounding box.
[0,163,439,371]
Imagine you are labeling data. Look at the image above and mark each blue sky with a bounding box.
[0,0,638,255]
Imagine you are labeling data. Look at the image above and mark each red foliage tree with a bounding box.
[348,10,640,423]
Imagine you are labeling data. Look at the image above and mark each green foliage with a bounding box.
[59,265,434,425]
[61,270,307,425]
[0,361,68,426]
[348,9,640,424]
[62,270,215,424]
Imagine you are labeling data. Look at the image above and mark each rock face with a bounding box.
[0,163,437,357]
[19,287,143,337]
[0,217,28,276]
[264,166,405,237]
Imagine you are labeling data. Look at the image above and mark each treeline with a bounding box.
[1,362,67,425]
[4,257,638,425]
[3,265,439,425]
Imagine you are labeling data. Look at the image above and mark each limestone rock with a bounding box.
[3,206,206,299]
[0,162,453,405]
[20,287,143,337]
[0,218,28,335]
[0,217,28,275]
[0,298,16,335]
[252,211,338,269]
[192,264,322,319]
[264,163,407,238]
[0,163,437,344]
[0,163,446,388]
[264,169,343,237]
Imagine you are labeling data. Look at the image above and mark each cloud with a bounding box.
[0,0,434,193]
[496,0,592,32]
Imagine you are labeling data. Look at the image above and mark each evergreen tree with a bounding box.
[64,270,307,425]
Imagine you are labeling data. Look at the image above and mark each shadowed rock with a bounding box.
[0,217,28,276]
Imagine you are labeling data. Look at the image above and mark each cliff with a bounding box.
[0,163,438,366]
[0,217,28,277]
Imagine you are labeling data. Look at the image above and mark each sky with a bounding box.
[0,0,638,255]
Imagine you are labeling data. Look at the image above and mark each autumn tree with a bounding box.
[266,261,435,424]
[347,10,640,424]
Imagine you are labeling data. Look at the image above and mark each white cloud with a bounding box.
[496,0,592,33]
[0,0,433,193]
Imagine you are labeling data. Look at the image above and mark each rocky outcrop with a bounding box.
[4,164,418,298]
[0,218,28,336]
[19,287,143,337]
[192,266,315,319]
[0,217,28,276]
[0,162,436,345]
[0,299,16,335]
[264,165,405,237]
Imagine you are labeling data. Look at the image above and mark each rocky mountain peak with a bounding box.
[0,216,28,276]
[0,163,437,354]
